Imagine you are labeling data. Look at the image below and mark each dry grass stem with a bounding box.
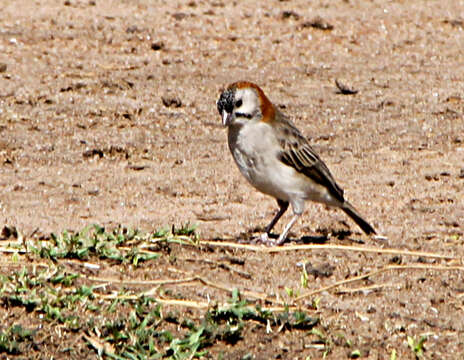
[88,276,199,286]
[97,293,300,312]
[200,241,456,260]
[0,247,27,254]
[295,264,464,302]
[336,283,395,294]
[88,274,284,305]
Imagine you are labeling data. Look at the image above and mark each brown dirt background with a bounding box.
[0,0,463,358]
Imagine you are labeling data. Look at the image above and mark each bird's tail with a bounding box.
[341,201,376,235]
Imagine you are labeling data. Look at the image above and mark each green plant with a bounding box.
[300,263,309,288]
[407,335,426,358]
[0,325,35,355]
[0,224,321,359]
[310,328,331,357]
[2,267,92,328]
[29,225,162,265]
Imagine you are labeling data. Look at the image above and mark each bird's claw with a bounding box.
[237,233,271,245]
[255,233,281,246]
[238,233,286,246]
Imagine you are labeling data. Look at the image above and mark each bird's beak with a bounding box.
[222,110,232,127]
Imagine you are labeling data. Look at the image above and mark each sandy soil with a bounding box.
[0,0,463,358]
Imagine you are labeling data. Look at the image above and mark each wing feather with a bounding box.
[276,112,345,202]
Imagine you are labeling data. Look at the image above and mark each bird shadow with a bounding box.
[292,235,329,244]
[236,227,365,245]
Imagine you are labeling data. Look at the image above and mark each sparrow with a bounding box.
[217,81,376,246]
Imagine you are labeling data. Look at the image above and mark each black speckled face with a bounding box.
[217,88,235,116]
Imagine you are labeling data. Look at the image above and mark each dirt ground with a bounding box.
[0,0,463,358]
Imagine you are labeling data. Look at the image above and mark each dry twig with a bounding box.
[336,283,395,294]
[335,79,358,94]
[96,293,298,312]
[199,240,456,260]
[87,273,283,305]
[295,264,464,302]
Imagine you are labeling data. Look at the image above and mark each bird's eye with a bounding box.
[235,99,242,108]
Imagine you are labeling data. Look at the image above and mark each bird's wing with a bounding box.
[275,112,345,203]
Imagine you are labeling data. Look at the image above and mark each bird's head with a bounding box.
[217,81,275,127]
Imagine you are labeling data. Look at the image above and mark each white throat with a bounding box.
[235,88,260,117]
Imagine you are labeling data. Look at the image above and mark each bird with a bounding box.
[216,81,376,246]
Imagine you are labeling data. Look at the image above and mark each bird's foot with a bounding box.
[237,233,272,245]
[258,232,273,245]
[255,233,287,246]
[373,234,389,242]
[237,233,288,246]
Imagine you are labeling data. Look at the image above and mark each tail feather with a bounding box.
[341,202,376,235]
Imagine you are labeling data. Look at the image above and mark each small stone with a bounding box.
[172,12,188,20]
[0,63,7,72]
[83,149,104,158]
[335,79,358,95]
[161,96,182,108]
[301,16,334,30]
[151,41,165,51]
[1,226,18,239]
[281,10,300,20]
[304,262,334,278]
[425,173,439,181]
[446,95,462,103]
[126,25,139,33]
[128,164,148,171]
[443,19,464,28]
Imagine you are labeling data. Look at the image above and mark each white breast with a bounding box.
[228,122,305,202]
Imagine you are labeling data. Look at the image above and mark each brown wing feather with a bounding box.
[276,111,345,203]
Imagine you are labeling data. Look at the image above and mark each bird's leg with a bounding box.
[256,200,289,244]
[264,199,289,235]
[274,213,301,245]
